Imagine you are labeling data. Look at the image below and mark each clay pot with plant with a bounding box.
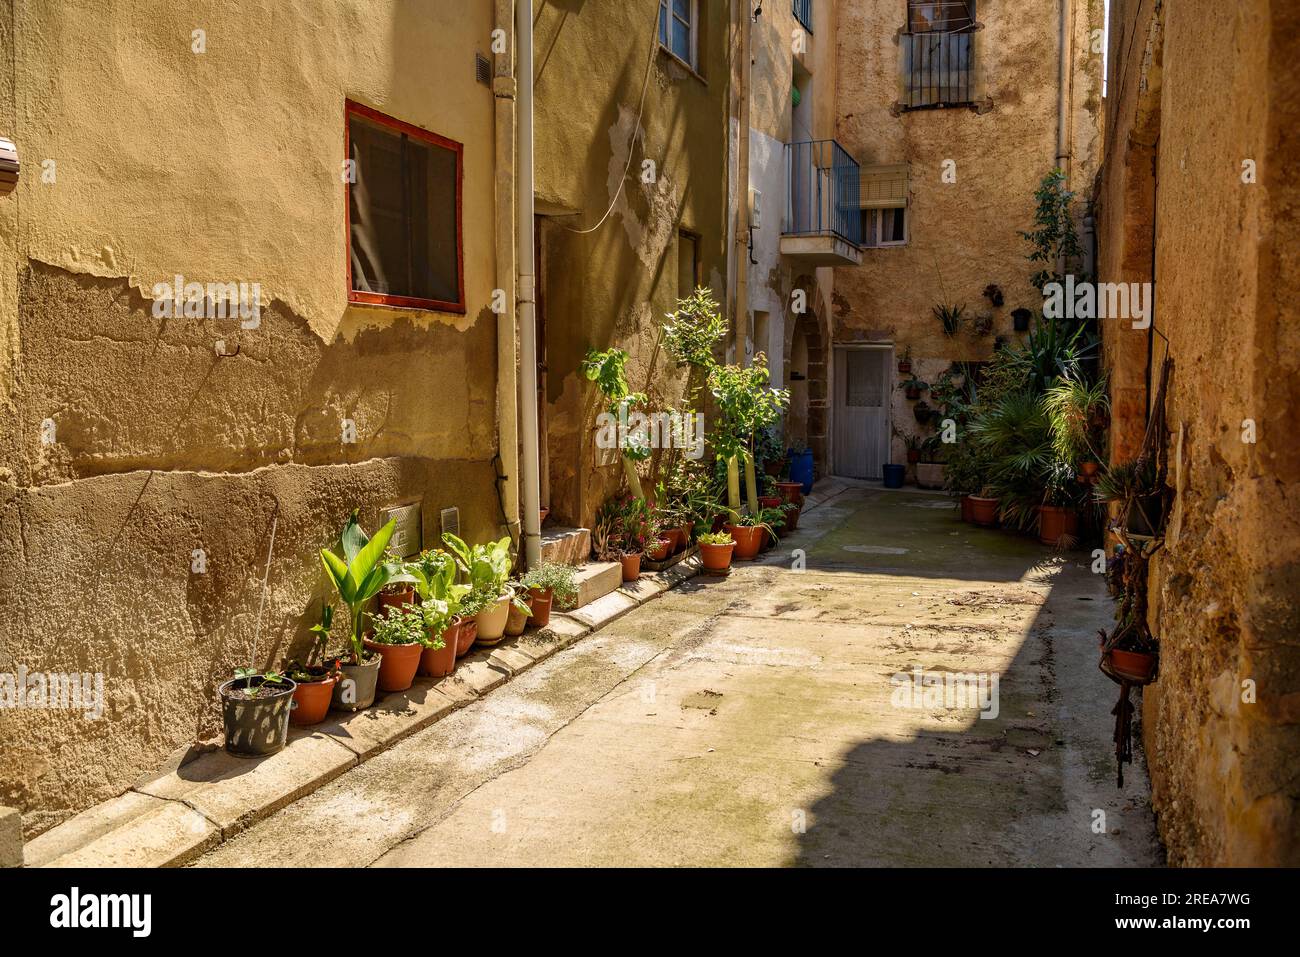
[443,532,516,646]
[365,605,425,693]
[220,669,297,756]
[897,346,913,375]
[400,547,468,676]
[320,511,407,712]
[285,657,340,728]
[698,530,736,573]
[901,377,929,402]
[503,585,533,637]
[727,507,784,560]
[520,561,578,627]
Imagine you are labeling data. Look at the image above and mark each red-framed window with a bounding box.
[345,100,465,314]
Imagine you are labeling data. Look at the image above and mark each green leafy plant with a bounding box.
[663,287,726,370]
[520,561,579,608]
[697,531,734,546]
[594,494,656,556]
[320,512,403,664]
[581,347,650,498]
[934,303,966,337]
[442,533,513,598]
[369,605,426,647]
[1021,168,1086,294]
[708,354,790,513]
[1044,372,1110,466]
[900,376,929,395]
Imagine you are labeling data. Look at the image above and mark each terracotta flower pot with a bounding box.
[1106,647,1157,683]
[418,628,457,678]
[1081,461,1100,477]
[363,638,422,693]
[783,505,800,531]
[758,495,782,511]
[968,495,999,527]
[905,387,921,400]
[728,524,765,561]
[289,673,338,727]
[620,552,643,581]
[475,594,511,646]
[527,587,554,627]
[774,481,803,505]
[455,617,478,658]
[505,595,532,637]
[960,494,976,523]
[1038,505,1079,547]
[898,360,912,374]
[700,541,736,572]
[666,526,691,553]
[647,537,672,561]
[907,449,921,464]
[378,585,415,614]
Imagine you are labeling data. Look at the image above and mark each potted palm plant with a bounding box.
[319,511,406,712]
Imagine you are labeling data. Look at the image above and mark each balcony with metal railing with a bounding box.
[780,139,863,266]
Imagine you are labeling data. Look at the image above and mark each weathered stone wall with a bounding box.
[833,0,1104,470]
[0,1,505,834]
[1098,0,1300,865]
[531,0,729,526]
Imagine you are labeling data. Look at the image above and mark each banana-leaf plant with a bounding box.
[319,511,409,664]
[442,533,513,598]
[707,354,790,514]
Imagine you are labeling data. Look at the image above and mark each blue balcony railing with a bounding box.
[793,0,813,33]
[783,140,862,247]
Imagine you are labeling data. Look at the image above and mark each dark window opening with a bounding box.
[346,101,464,312]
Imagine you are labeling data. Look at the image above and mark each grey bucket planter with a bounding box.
[219,676,298,757]
[331,655,381,712]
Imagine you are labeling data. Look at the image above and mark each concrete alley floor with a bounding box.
[195,484,1163,867]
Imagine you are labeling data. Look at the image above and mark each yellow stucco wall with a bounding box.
[0,0,505,835]
[531,0,730,526]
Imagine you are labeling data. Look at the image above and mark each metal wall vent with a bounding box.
[475,53,491,86]
[440,506,461,539]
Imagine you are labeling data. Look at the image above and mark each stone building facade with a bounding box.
[1096,0,1300,866]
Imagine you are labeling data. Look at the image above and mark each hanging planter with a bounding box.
[912,400,933,424]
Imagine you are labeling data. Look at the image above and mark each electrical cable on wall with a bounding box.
[562,3,661,235]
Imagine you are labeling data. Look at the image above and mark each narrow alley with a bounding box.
[195,485,1160,868]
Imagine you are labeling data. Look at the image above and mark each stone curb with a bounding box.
[24,554,705,868]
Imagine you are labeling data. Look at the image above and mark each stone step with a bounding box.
[540,526,591,566]
[574,561,622,609]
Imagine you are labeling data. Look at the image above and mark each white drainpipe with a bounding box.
[517,0,543,567]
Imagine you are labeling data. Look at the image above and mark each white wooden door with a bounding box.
[833,347,891,479]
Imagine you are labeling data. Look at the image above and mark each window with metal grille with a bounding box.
[346,101,464,313]
[902,1,976,109]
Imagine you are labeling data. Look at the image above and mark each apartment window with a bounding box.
[861,208,908,247]
[659,0,697,70]
[677,231,699,299]
[346,100,464,312]
[858,163,908,247]
[902,1,976,109]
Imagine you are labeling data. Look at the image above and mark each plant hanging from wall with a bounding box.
[934,303,966,337]
[581,346,651,500]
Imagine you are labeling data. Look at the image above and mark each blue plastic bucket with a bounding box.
[789,448,814,494]
[882,463,906,488]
